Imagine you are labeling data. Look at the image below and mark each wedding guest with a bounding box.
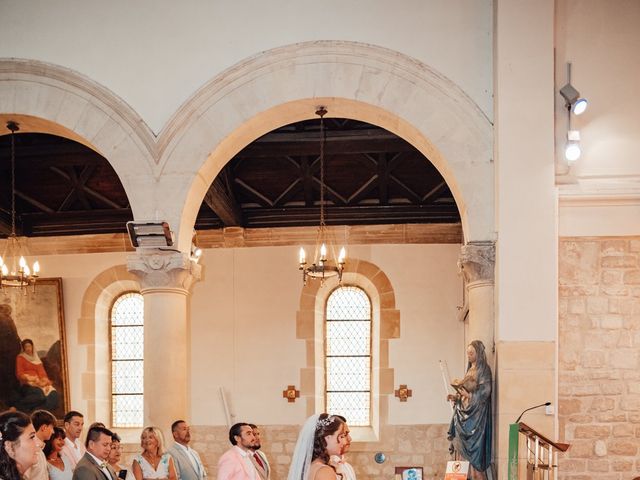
[0,410,43,480]
[72,426,115,480]
[25,409,56,480]
[248,424,269,480]
[168,420,206,480]
[132,427,177,480]
[61,411,85,468]
[108,432,133,480]
[217,423,256,480]
[45,427,73,480]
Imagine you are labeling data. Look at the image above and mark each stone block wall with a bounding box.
[559,237,640,479]
[120,424,451,480]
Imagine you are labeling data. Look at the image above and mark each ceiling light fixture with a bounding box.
[0,121,41,291]
[298,107,346,285]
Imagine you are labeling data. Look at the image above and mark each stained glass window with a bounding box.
[326,286,371,426]
[110,292,144,427]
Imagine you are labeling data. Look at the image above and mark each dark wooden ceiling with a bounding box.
[0,118,459,238]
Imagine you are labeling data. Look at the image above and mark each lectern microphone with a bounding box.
[515,402,551,424]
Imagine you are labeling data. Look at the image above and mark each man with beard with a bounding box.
[168,420,206,480]
[248,424,269,480]
[217,423,256,480]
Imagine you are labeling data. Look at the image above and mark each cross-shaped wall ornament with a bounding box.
[282,385,300,403]
[394,384,413,402]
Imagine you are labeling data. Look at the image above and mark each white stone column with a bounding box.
[128,251,201,434]
[458,242,495,365]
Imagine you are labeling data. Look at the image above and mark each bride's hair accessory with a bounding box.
[316,415,334,430]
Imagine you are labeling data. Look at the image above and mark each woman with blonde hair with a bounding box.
[132,427,177,480]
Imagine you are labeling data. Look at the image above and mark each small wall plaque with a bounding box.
[394,384,413,402]
[282,385,300,402]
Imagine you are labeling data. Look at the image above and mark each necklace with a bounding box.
[48,454,64,469]
[143,452,161,470]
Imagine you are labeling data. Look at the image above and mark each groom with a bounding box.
[72,425,117,480]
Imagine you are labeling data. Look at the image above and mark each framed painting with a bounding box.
[0,278,68,418]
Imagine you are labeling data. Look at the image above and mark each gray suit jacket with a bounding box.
[168,443,205,480]
[72,453,117,480]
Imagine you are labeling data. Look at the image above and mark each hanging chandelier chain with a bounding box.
[8,121,19,236]
[317,107,327,229]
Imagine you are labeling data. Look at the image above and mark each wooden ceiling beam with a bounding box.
[234,137,416,158]
[203,173,243,227]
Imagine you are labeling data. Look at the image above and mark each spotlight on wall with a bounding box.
[559,82,588,116]
[126,221,173,248]
[564,130,581,163]
[559,62,588,167]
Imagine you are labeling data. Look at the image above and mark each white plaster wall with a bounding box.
[29,242,462,427]
[495,0,557,341]
[0,0,492,134]
[556,0,640,237]
[190,243,463,426]
[555,0,640,182]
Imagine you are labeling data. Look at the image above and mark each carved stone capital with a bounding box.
[458,242,495,286]
[127,251,201,294]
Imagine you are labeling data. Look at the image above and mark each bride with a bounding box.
[288,414,347,480]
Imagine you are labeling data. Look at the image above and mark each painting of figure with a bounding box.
[0,278,68,417]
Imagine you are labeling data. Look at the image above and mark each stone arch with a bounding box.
[296,258,398,439]
[78,264,139,426]
[0,59,156,220]
[160,41,493,249]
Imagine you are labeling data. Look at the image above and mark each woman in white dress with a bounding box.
[288,414,348,480]
[45,427,73,480]
[132,427,177,480]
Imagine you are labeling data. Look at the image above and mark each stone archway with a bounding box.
[159,41,494,249]
[78,264,139,424]
[0,59,156,221]
[296,259,399,437]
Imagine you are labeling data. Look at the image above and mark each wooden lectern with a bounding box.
[507,422,570,480]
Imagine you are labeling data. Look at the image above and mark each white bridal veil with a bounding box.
[287,414,321,480]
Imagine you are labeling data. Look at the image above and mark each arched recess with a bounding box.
[160,41,493,249]
[0,59,156,220]
[296,258,398,441]
[78,264,139,433]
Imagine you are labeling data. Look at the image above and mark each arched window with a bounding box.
[326,286,372,426]
[110,292,144,427]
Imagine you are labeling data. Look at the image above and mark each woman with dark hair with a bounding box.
[287,414,347,480]
[15,339,59,412]
[447,340,493,480]
[108,432,133,480]
[0,410,42,480]
[44,427,72,480]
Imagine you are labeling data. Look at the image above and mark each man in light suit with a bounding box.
[168,420,207,480]
[217,423,257,480]
[248,424,269,480]
[72,426,117,480]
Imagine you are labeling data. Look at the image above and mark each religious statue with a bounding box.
[446,340,492,480]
